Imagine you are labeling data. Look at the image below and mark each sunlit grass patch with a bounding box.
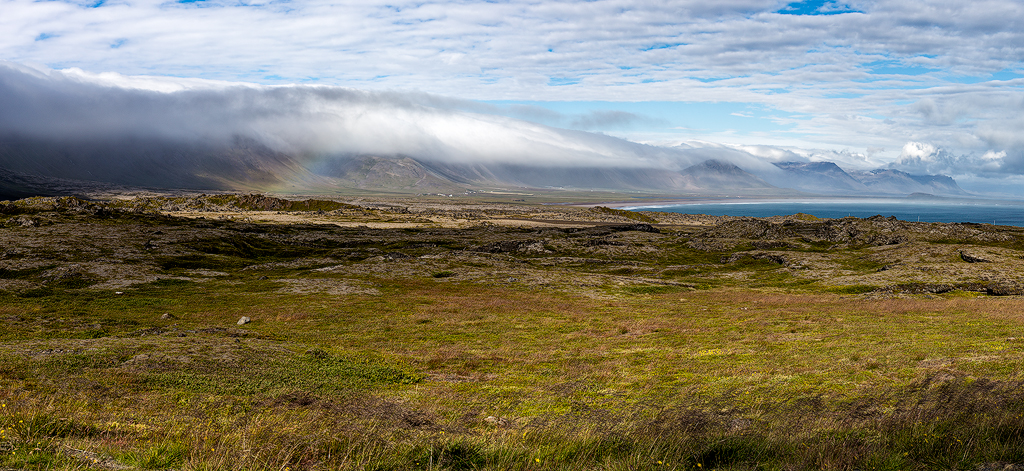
[3,285,1024,469]
[622,285,684,295]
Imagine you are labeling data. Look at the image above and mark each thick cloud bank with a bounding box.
[5,0,1024,160]
[0,62,692,171]
[2,62,1021,196]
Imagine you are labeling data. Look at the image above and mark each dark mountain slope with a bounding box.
[678,159,775,190]
[0,135,311,191]
[309,155,463,192]
[771,161,871,195]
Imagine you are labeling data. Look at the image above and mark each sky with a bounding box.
[2,0,1024,194]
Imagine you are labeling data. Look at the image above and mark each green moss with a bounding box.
[592,206,658,223]
[17,287,56,298]
[622,285,682,295]
[147,278,195,288]
[142,349,420,395]
[837,256,887,272]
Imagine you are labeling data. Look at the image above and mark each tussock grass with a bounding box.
[3,201,1024,469]
[2,282,1024,469]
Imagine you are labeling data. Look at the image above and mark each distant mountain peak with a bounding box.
[768,160,868,195]
[774,161,843,171]
[678,159,775,190]
[849,168,968,196]
[687,159,747,174]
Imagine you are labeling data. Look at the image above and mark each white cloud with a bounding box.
[890,140,1010,177]
[981,150,1007,161]
[899,142,939,162]
[0,61,694,170]
[0,0,1023,175]
[10,60,1024,195]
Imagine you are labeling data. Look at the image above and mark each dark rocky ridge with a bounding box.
[2,194,1023,298]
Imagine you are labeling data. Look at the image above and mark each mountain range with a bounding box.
[768,161,968,197]
[0,135,969,199]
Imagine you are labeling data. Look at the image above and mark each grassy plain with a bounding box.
[0,195,1022,470]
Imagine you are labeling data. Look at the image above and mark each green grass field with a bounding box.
[0,197,1023,470]
[2,279,1023,470]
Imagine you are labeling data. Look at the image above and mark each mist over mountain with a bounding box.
[308,155,786,194]
[766,162,969,197]
[848,169,969,196]
[0,62,694,171]
[769,162,871,195]
[677,160,775,191]
[0,133,974,198]
[0,61,977,199]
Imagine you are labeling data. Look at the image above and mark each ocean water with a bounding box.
[624,199,1024,227]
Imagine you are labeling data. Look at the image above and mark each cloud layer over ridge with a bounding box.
[3,60,1024,196]
[0,62,701,171]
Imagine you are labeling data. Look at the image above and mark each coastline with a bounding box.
[583,194,1024,210]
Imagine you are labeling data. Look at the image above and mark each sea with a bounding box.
[623,199,1024,227]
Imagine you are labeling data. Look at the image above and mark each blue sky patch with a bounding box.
[865,60,938,76]
[695,77,729,83]
[640,43,685,51]
[988,70,1022,81]
[548,77,581,86]
[35,33,57,41]
[777,0,861,15]
[110,38,127,48]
